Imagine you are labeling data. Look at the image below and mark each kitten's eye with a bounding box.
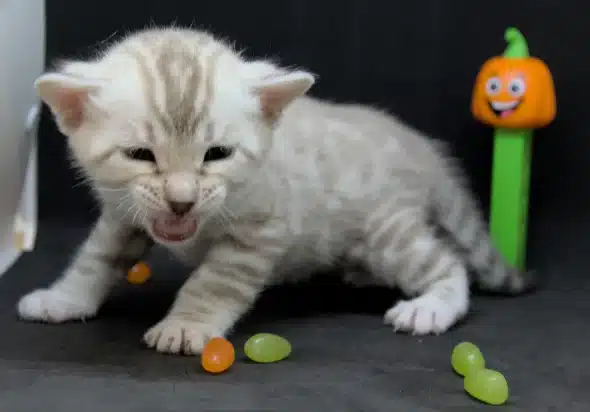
[203,146,234,162]
[123,148,156,163]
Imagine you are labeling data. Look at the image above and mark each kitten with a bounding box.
[17,27,534,355]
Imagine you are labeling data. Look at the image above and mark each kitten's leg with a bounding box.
[366,206,469,335]
[17,214,152,323]
[143,236,280,355]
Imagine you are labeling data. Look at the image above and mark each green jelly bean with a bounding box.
[451,342,485,377]
[244,333,291,363]
[464,368,509,405]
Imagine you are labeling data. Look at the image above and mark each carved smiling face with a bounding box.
[484,73,525,119]
[471,57,556,129]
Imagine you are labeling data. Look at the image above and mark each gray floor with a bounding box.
[0,218,588,411]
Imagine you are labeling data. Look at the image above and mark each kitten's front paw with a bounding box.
[384,295,463,335]
[17,288,98,323]
[143,317,223,355]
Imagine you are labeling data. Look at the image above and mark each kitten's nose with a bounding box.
[168,201,195,216]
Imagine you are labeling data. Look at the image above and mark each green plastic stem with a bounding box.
[503,27,529,58]
[489,27,532,270]
[490,129,532,269]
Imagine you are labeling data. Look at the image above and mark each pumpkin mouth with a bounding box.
[488,100,521,118]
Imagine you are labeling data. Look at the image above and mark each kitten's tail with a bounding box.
[431,173,536,295]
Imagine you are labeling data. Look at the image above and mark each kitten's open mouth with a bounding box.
[152,215,198,242]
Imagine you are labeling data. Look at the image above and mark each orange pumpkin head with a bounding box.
[471,28,556,129]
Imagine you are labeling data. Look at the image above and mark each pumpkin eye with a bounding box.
[485,77,502,96]
[508,78,526,98]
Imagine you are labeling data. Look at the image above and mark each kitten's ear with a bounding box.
[35,72,103,134]
[252,70,315,120]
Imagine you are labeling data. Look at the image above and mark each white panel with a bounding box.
[0,0,45,276]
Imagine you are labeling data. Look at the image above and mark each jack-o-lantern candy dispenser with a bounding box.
[471,27,556,270]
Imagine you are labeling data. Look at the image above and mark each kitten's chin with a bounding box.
[150,214,198,243]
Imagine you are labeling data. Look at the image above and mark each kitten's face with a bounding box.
[95,106,267,246]
[36,29,314,246]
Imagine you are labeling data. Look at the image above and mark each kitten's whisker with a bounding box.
[132,208,141,225]
[97,187,127,193]
[217,208,235,226]
[220,204,237,220]
[72,177,94,189]
[115,195,132,211]
[213,210,235,233]
[212,214,229,231]
[120,203,137,222]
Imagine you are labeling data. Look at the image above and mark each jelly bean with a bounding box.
[244,333,291,363]
[464,368,509,405]
[127,262,151,284]
[451,342,485,376]
[201,337,235,373]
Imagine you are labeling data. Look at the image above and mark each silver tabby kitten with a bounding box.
[18,28,533,355]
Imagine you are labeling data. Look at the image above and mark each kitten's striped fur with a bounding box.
[18,27,534,354]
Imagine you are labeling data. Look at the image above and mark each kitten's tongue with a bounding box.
[152,215,198,242]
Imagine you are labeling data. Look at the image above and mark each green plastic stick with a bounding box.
[489,28,532,270]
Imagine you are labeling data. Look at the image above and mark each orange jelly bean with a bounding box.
[201,337,235,373]
[127,262,152,284]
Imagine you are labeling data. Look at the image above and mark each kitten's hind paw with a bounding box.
[17,288,98,323]
[384,295,464,335]
[143,316,223,355]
